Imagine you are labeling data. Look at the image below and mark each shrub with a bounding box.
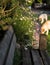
[0,0,38,46]
[13,6,34,45]
[0,0,17,30]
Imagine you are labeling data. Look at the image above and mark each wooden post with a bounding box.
[39,34,47,50]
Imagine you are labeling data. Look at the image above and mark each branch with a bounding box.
[0,5,17,17]
[1,0,6,10]
[5,5,17,13]
[4,12,11,17]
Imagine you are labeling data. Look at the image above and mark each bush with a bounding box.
[12,0,36,46]
[0,0,17,30]
[13,6,34,45]
[0,0,38,46]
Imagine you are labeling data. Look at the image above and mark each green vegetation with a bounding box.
[0,0,17,30]
[0,0,50,63]
[47,32,50,56]
[38,0,42,3]
[48,15,50,20]
[0,0,35,45]
[47,16,50,56]
[12,0,37,45]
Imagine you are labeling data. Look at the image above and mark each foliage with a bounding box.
[13,0,39,46]
[0,0,17,30]
[38,0,42,3]
[0,0,36,45]
[48,15,50,20]
[26,0,33,6]
[13,4,34,45]
[0,0,33,30]
[47,31,50,56]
